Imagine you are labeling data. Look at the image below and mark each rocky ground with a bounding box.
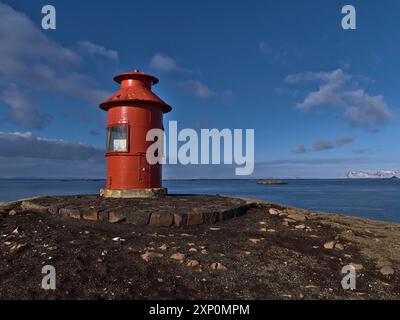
[0,195,399,300]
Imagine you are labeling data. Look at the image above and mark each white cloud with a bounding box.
[149,53,222,100]
[178,80,216,98]
[149,53,179,72]
[343,90,392,129]
[259,41,288,64]
[77,40,119,62]
[259,41,273,54]
[286,69,392,131]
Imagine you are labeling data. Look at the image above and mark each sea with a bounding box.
[0,179,399,223]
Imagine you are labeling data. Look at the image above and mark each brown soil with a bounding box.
[0,196,399,300]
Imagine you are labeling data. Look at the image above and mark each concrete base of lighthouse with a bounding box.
[100,188,168,199]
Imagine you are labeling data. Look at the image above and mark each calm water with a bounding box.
[0,179,399,223]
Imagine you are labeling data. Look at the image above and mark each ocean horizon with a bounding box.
[1,178,399,223]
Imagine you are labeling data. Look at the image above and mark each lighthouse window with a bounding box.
[107,125,128,152]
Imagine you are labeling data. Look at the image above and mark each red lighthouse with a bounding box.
[99,70,171,198]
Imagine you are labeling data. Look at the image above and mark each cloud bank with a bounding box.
[292,135,355,154]
[286,69,393,131]
[0,3,114,130]
[178,80,216,99]
[77,40,119,62]
[0,132,103,161]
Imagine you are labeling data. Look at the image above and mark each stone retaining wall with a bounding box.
[15,195,256,227]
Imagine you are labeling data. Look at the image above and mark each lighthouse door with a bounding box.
[138,153,151,186]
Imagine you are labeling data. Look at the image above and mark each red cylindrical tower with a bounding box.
[99,70,171,198]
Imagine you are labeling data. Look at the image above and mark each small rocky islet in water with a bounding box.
[257,179,288,185]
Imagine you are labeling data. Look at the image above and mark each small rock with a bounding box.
[282,221,289,227]
[267,229,276,233]
[9,243,28,254]
[209,228,221,231]
[350,263,364,271]
[189,247,198,253]
[180,233,192,237]
[170,253,185,263]
[210,262,227,270]
[287,213,306,222]
[258,221,267,225]
[323,241,335,249]
[201,249,208,255]
[249,238,262,244]
[245,251,251,255]
[305,285,318,289]
[141,251,163,262]
[187,259,200,268]
[335,243,345,250]
[284,218,296,224]
[112,237,126,242]
[295,224,306,230]
[12,226,22,234]
[147,233,158,237]
[20,201,48,214]
[258,227,267,232]
[268,208,279,216]
[9,210,17,216]
[157,278,164,283]
[380,266,394,276]
[159,244,168,251]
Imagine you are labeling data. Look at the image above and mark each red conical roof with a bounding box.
[99,70,172,113]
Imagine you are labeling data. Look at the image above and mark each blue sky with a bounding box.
[0,0,399,178]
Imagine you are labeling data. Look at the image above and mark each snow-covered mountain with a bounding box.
[346,170,400,179]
